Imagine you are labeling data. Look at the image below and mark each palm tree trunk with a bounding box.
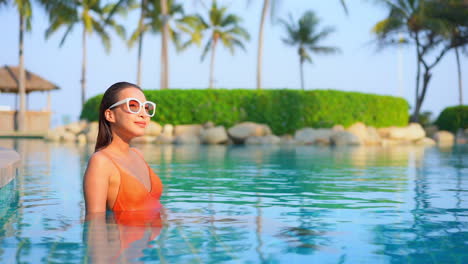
[81,26,87,107]
[136,0,147,87]
[411,43,422,122]
[413,69,431,121]
[209,37,218,89]
[256,0,270,90]
[455,47,463,105]
[300,59,304,91]
[17,13,26,131]
[160,0,169,89]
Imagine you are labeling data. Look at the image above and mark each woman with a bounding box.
[83,82,164,262]
[83,81,163,213]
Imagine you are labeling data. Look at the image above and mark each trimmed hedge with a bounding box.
[435,105,468,133]
[80,89,409,135]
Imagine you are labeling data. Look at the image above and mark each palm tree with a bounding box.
[372,0,468,122]
[160,0,169,89]
[128,0,184,87]
[279,10,340,90]
[44,0,125,108]
[0,0,34,131]
[425,0,468,106]
[179,0,250,89]
[255,0,348,90]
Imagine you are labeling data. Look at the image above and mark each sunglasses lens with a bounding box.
[145,103,155,116]
[128,99,141,113]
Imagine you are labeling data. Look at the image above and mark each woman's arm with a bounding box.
[83,153,114,213]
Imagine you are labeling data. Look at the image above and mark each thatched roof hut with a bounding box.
[0,65,60,93]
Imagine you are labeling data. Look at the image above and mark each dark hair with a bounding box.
[95,82,142,152]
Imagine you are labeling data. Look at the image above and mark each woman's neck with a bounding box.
[106,131,132,156]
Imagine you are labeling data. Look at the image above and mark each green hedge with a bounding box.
[435,105,468,133]
[80,89,409,135]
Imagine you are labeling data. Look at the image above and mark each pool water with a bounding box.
[0,139,467,263]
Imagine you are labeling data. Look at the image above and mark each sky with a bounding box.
[0,0,467,127]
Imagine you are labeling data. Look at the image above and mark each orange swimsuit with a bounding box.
[102,148,164,212]
[100,149,164,260]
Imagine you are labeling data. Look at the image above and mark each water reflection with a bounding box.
[84,210,163,263]
[0,139,466,263]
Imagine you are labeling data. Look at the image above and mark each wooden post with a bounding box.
[47,91,51,111]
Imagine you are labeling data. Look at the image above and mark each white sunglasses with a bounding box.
[108,97,156,117]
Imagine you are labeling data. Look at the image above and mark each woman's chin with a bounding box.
[133,131,146,138]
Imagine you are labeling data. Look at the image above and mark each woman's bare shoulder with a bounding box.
[86,150,118,173]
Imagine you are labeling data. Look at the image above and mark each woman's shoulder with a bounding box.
[87,150,118,172]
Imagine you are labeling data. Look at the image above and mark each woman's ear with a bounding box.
[104,109,116,123]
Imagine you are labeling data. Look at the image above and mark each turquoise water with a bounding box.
[0,139,467,263]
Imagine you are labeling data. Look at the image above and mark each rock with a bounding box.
[44,130,61,142]
[155,134,173,144]
[346,122,367,143]
[434,131,455,146]
[387,127,407,140]
[174,124,203,137]
[174,134,201,144]
[406,123,426,141]
[132,136,156,144]
[377,127,392,138]
[77,134,87,145]
[424,125,438,138]
[203,121,215,129]
[62,132,76,142]
[314,138,331,145]
[261,125,272,136]
[330,131,361,146]
[365,127,381,145]
[280,135,296,145]
[162,124,174,136]
[66,121,87,134]
[245,135,280,145]
[200,126,228,144]
[228,122,271,143]
[45,126,66,142]
[145,121,162,136]
[332,125,344,132]
[85,122,99,143]
[264,135,280,144]
[381,139,404,147]
[384,123,425,141]
[415,137,436,146]
[294,128,334,145]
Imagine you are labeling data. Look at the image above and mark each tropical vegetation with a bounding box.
[127,0,184,87]
[43,0,126,107]
[372,0,468,122]
[81,89,409,135]
[2,0,467,126]
[178,0,250,89]
[435,105,468,133]
[279,10,340,90]
[0,0,36,131]
[254,0,348,90]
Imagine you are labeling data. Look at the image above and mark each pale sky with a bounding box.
[1,0,466,127]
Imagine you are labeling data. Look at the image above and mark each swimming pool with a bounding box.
[0,139,467,263]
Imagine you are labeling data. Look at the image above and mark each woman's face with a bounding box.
[107,87,150,138]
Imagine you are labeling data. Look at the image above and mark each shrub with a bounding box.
[435,105,468,133]
[81,89,409,135]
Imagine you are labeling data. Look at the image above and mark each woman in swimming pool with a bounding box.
[83,81,163,213]
[82,82,164,263]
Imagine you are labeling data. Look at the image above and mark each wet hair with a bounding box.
[94,81,142,152]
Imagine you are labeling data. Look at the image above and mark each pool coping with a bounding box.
[0,147,20,189]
